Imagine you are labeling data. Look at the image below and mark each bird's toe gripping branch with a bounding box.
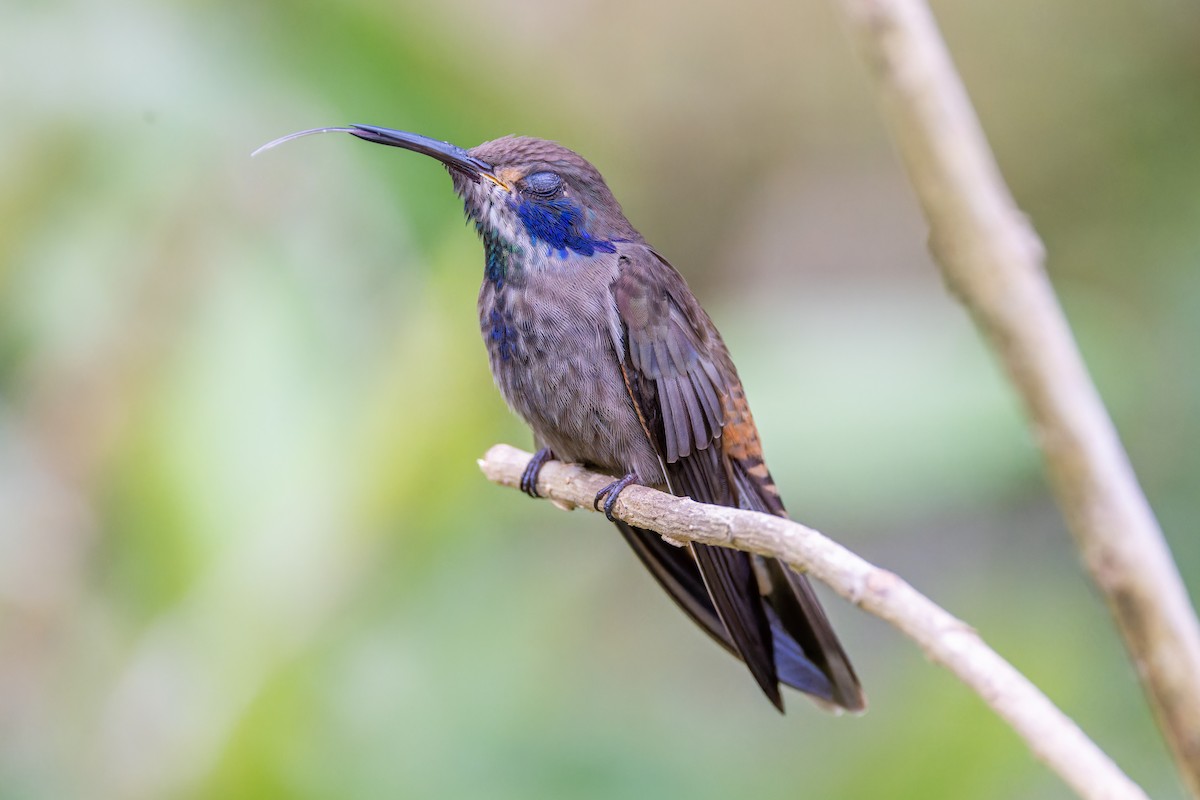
[593,471,640,522]
[520,447,555,498]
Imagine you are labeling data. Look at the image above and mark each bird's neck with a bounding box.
[471,197,619,289]
[480,225,526,291]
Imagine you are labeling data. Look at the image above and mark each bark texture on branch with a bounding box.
[830,0,1200,793]
[479,444,1148,800]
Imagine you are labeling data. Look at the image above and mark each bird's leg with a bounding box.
[593,471,640,522]
[520,447,555,497]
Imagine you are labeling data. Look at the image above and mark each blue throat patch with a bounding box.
[514,198,616,258]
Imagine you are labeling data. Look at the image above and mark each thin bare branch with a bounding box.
[829,0,1200,792]
[480,444,1149,800]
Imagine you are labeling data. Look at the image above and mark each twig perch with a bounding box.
[831,0,1200,793]
[480,444,1148,800]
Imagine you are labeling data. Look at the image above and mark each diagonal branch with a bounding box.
[479,444,1148,800]
[830,0,1200,793]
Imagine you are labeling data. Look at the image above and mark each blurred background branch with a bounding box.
[480,443,1149,800]
[831,0,1200,793]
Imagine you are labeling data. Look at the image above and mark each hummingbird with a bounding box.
[256,124,865,713]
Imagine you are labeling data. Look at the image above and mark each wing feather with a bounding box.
[609,245,863,712]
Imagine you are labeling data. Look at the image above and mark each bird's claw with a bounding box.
[520,447,554,498]
[593,472,639,522]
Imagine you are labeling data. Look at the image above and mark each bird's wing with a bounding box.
[610,246,782,707]
[610,245,864,712]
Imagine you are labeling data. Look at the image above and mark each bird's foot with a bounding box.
[520,447,555,498]
[593,471,639,522]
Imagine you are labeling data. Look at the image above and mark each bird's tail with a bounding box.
[645,440,865,712]
[728,451,865,711]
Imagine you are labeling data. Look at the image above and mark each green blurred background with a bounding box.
[2,1,1197,798]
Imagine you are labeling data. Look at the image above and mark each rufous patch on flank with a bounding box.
[719,384,764,463]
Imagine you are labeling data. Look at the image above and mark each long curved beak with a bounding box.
[253,124,497,182]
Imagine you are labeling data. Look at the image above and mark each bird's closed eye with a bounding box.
[523,171,562,197]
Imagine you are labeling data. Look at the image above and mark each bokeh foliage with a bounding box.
[1,1,1197,798]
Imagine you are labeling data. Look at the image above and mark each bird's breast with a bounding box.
[477,262,663,483]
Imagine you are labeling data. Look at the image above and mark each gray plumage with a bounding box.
[261,124,864,712]
[458,134,863,713]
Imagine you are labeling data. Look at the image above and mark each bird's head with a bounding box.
[255,125,641,259]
